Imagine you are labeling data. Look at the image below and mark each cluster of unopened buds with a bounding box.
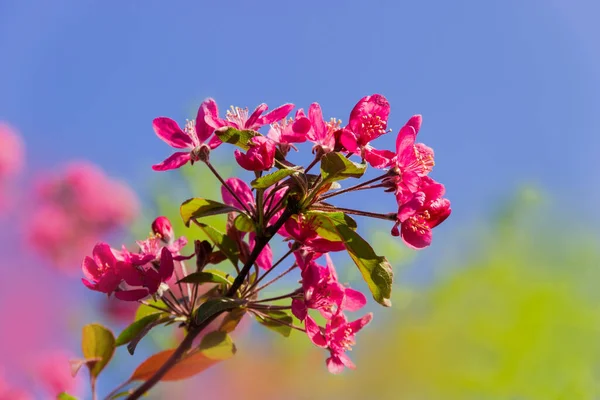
[77,94,451,399]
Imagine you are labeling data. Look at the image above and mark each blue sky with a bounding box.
[2,0,600,232]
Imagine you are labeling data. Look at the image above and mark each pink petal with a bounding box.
[348,312,373,333]
[82,278,98,291]
[195,100,216,143]
[207,134,222,150]
[153,117,194,149]
[398,192,426,222]
[307,103,327,143]
[364,147,395,169]
[292,116,311,137]
[406,114,422,134]
[258,103,294,126]
[396,125,417,163]
[117,262,144,286]
[159,247,174,281]
[202,98,227,129]
[234,149,256,171]
[82,256,100,281]
[401,224,432,249]
[152,152,191,171]
[305,316,327,347]
[115,289,149,301]
[326,355,347,374]
[343,288,367,312]
[221,177,254,209]
[246,103,268,130]
[339,129,360,154]
[291,299,307,321]
[93,243,117,267]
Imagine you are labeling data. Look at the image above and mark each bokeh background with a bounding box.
[1,1,600,399]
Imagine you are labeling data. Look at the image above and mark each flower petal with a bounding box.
[305,316,327,347]
[115,289,149,301]
[153,117,193,149]
[159,247,174,282]
[221,177,254,209]
[152,152,191,171]
[258,103,294,126]
[343,288,367,312]
[401,224,432,249]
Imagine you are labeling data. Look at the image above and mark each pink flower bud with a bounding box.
[152,216,174,244]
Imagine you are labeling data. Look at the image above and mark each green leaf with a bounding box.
[198,331,237,360]
[254,310,293,337]
[317,214,393,306]
[57,393,78,400]
[126,315,171,355]
[135,299,168,321]
[215,127,259,150]
[306,211,357,241]
[195,297,244,326]
[251,167,300,189]
[234,213,255,233]
[81,323,116,378]
[177,269,233,286]
[115,313,163,347]
[219,308,247,333]
[320,152,367,182]
[180,198,238,227]
[194,223,240,267]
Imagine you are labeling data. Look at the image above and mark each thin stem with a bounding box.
[103,379,131,400]
[245,245,296,295]
[178,260,193,312]
[249,304,293,311]
[251,263,298,295]
[204,161,252,215]
[250,310,306,333]
[318,172,390,201]
[251,289,301,304]
[311,204,397,221]
[172,260,190,314]
[304,153,322,174]
[91,377,97,400]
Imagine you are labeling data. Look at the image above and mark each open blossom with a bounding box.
[339,94,395,168]
[305,312,373,374]
[299,103,343,154]
[118,247,175,301]
[392,177,451,249]
[81,243,123,295]
[385,115,435,201]
[267,111,311,155]
[152,98,222,171]
[234,135,276,171]
[205,102,294,132]
[292,255,367,321]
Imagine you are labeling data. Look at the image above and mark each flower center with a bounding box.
[408,210,431,234]
[226,106,249,127]
[360,114,386,142]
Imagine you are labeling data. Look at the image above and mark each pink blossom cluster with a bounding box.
[80,93,451,391]
[26,161,139,271]
[83,217,187,301]
[0,123,25,212]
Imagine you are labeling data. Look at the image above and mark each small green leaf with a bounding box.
[126,315,171,355]
[234,213,255,233]
[57,393,78,400]
[251,167,300,189]
[254,310,293,337]
[195,298,244,326]
[180,198,238,227]
[81,323,116,378]
[320,152,367,182]
[115,313,163,347]
[215,127,259,150]
[194,223,240,267]
[135,299,167,321]
[198,331,237,360]
[178,269,233,286]
[317,214,393,306]
[219,308,247,333]
[306,211,357,241]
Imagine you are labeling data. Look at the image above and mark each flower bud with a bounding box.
[152,216,174,244]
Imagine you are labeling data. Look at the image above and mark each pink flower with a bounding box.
[292,255,366,321]
[392,177,451,249]
[385,115,435,201]
[0,123,24,179]
[81,243,123,295]
[206,102,294,132]
[152,98,222,171]
[234,136,276,171]
[301,103,342,154]
[118,247,175,301]
[305,312,373,374]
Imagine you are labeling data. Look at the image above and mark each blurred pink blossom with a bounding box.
[34,351,80,397]
[0,123,24,179]
[26,161,139,272]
